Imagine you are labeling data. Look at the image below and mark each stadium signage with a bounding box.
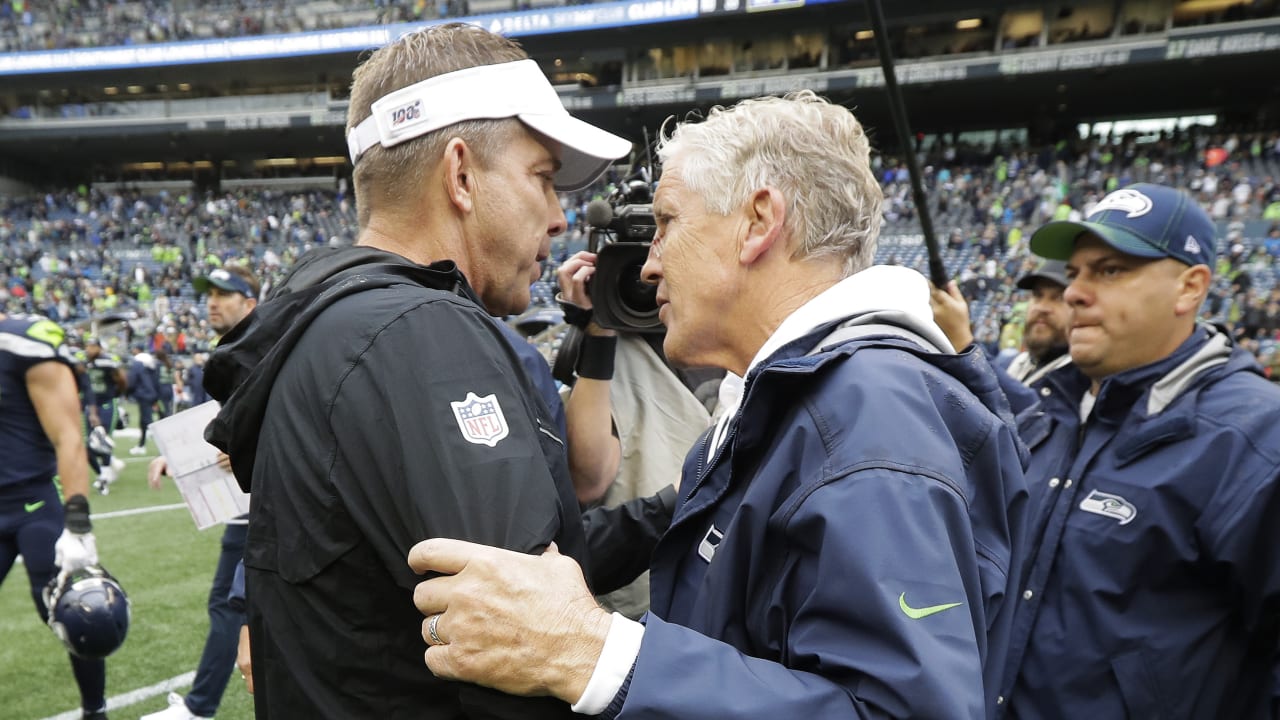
[1166,30,1280,59]
[0,6,1273,78]
[0,0,715,75]
[719,76,825,97]
[998,47,1133,75]
[0,28,393,75]
[224,115,292,130]
[851,62,970,86]
[618,86,699,106]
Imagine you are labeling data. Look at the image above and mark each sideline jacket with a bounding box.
[998,326,1280,719]
[126,352,160,403]
[603,267,1030,719]
[204,246,671,720]
[0,314,74,487]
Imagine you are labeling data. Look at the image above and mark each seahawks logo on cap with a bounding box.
[1089,188,1153,219]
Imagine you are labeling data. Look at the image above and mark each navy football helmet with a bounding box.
[44,565,131,659]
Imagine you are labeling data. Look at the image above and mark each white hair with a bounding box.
[656,91,882,277]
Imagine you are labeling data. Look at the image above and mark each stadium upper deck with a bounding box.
[0,0,1277,187]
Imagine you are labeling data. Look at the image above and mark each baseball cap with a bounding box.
[345,59,632,192]
[1030,183,1215,270]
[1015,258,1069,290]
[193,268,256,299]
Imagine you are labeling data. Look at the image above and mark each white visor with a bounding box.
[346,58,631,191]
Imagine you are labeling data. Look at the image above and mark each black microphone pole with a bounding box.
[866,0,947,289]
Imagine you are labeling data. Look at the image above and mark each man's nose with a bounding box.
[641,245,661,286]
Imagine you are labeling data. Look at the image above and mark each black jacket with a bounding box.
[205,246,671,720]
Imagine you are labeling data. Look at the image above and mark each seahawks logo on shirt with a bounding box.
[450,392,509,447]
[1078,489,1137,525]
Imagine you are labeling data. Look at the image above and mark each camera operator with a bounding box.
[557,246,715,620]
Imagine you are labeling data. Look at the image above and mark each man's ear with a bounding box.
[442,137,475,214]
[1175,263,1212,317]
[740,186,785,265]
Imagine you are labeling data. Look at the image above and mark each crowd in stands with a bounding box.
[3,127,1280,377]
[3,0,1277,55]
[0,0,500,53]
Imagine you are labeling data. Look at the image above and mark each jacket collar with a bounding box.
[1092,326,1214,420]
[749,265,950,374]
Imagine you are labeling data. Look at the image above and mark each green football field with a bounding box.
[0,432,257,720]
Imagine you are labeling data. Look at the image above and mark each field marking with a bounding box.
[40,671,195,720]
[94,504,188,520]
[14,505,189,566]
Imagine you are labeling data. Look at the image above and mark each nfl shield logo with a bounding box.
[450,392,510,447]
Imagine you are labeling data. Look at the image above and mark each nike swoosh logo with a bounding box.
[24,501,46,513]
[899,592,963,619]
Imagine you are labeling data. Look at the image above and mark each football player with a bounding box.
[1,312,110,719]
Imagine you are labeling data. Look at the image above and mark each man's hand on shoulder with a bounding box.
[408,539,612,703]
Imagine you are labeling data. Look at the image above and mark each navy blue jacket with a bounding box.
[127,355,161,403]
[606,323,1030,719]
[999,327,1280,719]
[186,363,209,406]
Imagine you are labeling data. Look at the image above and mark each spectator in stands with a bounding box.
[406,90,1028,719]
[995,183,1280,718]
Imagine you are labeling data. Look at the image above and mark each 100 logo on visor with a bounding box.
[389,99,423,128]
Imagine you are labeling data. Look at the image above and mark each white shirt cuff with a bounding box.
[570,612,645,715]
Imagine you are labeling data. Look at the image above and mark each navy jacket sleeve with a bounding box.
[581,485,676,594]
[988,354,1040,416]
[613,470,987,719]
[1198,453,1280,635]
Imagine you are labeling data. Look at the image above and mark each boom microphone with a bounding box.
[585,199,614,229]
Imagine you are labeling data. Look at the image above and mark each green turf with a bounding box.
[0,436,257,720]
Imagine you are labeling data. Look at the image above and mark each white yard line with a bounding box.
[93,503,188,520]
[14,505,188,566]
[40,670,195,720]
